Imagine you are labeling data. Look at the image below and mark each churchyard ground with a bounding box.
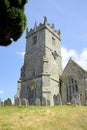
[0,105,87,130]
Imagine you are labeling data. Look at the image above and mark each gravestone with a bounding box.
[21,98,29,106]
[14,97,20,106]
[53,94,62,105]
[47,99,50,105]
[86,99,87,106]
[71,93,81,106]
[57,94,62,105]
[35,98,40,106]
[4,98,12,106]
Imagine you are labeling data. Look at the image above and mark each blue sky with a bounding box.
[0,0,87,102]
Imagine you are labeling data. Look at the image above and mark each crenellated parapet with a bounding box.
[26,16,61,40]
[15,16,62,106]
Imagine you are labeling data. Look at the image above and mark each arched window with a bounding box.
[75,85,78,93]
[66,78,78,102]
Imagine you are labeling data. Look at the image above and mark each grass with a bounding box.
[0,105,87,130]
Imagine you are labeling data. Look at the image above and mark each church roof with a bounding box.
[63,57,87,73]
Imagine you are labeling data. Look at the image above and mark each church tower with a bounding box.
[15,17,62,105]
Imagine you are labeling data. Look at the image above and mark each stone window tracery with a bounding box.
[66,78,78,102]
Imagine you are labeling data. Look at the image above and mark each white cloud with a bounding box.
[77,48,87,70]
[17,48,87,71]
[17,52,25,58]
[0,90,4,94]
[61,47,87,70]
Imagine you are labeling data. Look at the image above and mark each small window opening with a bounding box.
[33,36,37,44]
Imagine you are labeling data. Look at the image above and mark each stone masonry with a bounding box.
[15,17,62,106]
[61,58,87,106]
[15,17,87,106]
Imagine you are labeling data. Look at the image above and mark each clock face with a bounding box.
[52,50,58,59]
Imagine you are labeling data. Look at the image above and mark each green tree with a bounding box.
[0,0,28,46]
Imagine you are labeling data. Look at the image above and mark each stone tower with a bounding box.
[15,17,62,105]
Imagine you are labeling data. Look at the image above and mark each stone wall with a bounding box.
[15,17,62,106]
[61,58,87,106]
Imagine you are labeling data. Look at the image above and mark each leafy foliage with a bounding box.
[0,0,28,46]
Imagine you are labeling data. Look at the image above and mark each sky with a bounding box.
[0,0,87,102]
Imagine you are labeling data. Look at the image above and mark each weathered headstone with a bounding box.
[57,94,62,105]
[47,99,50,105]
[53,95,57,105]
[53,94,62,105]
[4,98,12,106]
[86,99,87,106]
[71,93,81,106]
[35,98,40,106]
[20,98,29,106]
[14,97,20,106]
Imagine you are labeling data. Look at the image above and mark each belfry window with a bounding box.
[33,36,37,44]
[52,37,55,45]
